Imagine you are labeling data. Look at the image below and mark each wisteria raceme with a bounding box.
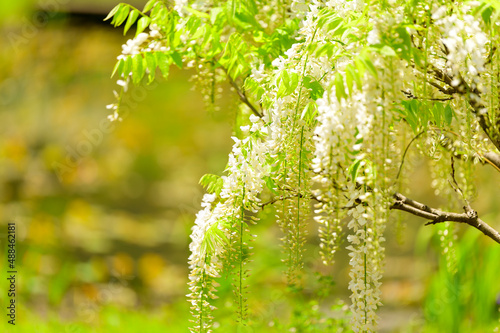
[254,1,329,287]
[433,4,489,92]
[186,117,271,330]
[311,3,411,329]
[312,76,385,332]
[326,0,364,16]
[346,183,382,333]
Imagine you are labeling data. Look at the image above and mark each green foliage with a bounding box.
[199,174,224,196]
[424,229,500,332]
[277,69,300,97]
[475,0,500,27]
[219,33,252,79]
[399,99,455,134]
[202,221,230,257]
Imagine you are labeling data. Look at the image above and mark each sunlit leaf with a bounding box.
[124,9,140,35]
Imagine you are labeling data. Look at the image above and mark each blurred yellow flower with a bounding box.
[138,253,165,287]
[27,214,56,245]
[112,252,134,278]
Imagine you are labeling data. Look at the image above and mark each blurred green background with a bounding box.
[0,1,499,332]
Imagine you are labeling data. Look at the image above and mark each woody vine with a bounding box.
[105,0,500,332]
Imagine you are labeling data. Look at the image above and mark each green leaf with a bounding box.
[347,64,362,90]
[184,6,210,19]
[317,8,342,32]
[199,174,223,195]
[481,5,494,25]
[143,0,156,12]
[136,16,151,36]
[186,16,202,36]
[393,26,412,61]
[252,30,266,43]
[345,66,353,95]
[190,21,206,40]
[145,52,157,82]
[314,43,335,58]
[327,16,343,32]
[303,76,325,100]
[301,101,318,123]
[412,48,424,67]
[155,52,171,77]
[277,70,299,97]
[124,9,140,35]
[232,9,260,30]
[401,100,422,133]
[199,24,213,50]
[212,225,229,245]
[264,176,278,195]
[111,58,124,78]
[104,4,121,21]
[354,57,367,79]
[113,6,130,27]
[360,54,378,79]
[445,104,454,125]
[151,3,168,23]
[380,45,397,57]
[170,51,183,68]
[132,54,146,83]
[348,159,363,181]
[289,72,299,93]
[432,102,443,127]
[210,7,225,25]
[277,72,287,97]
[123,56,133,77]
[243,77,265,101]
[334,73,346,102]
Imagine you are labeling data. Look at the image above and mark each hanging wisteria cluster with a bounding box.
[106,0,500,331]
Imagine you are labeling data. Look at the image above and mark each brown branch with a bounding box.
[407,35,500,151]
[428,64,500,151]
[482,152,500,173]
[227,74,263,118]
[390,192,500,244]
[427,80,457,95]
[430,66,456,88]
[401,90,453,101]
[195,54,263,118]
[220,67,263,118]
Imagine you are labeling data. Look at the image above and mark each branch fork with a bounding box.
[390,192,500,244]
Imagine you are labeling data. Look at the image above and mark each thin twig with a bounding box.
[259,193,325,209]
[449,155,473,212]
[429,127,500,174]
[395,131,425,180]
[485,46,497,66]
